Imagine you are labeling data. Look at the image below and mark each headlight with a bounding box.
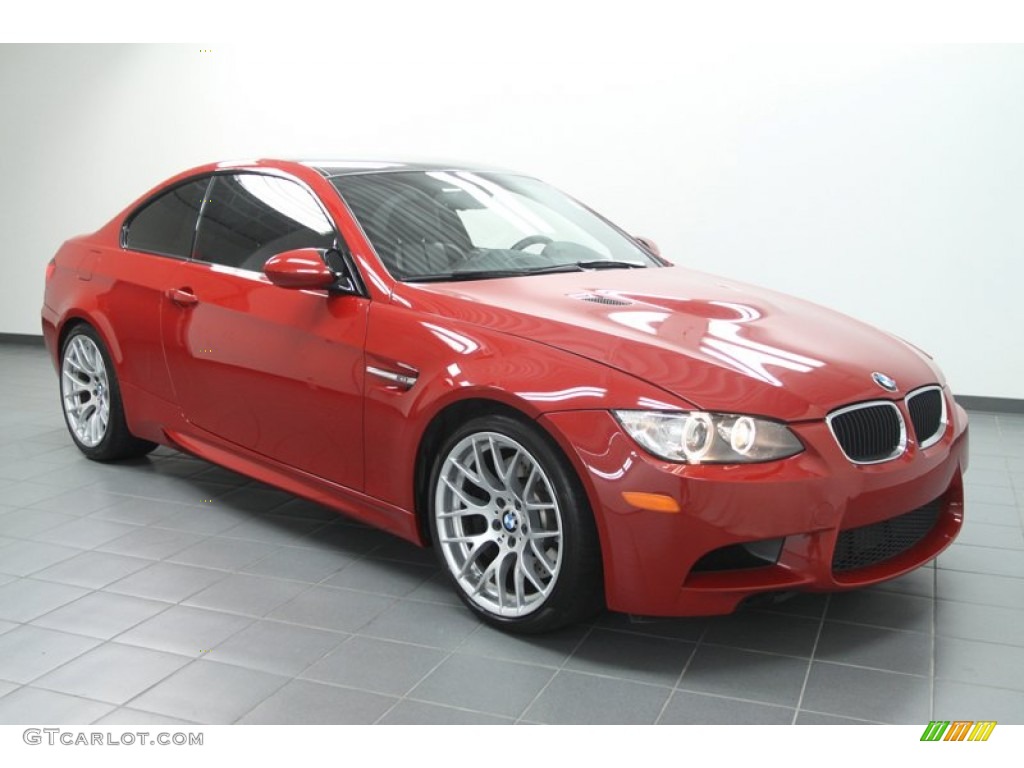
[613,410,803,464]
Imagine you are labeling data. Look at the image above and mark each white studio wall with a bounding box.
[1,38,1022,399]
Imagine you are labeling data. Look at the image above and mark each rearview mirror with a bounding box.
[634,236,661,257]
[264,249,335,289]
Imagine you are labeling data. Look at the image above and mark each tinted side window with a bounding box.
[193,174,335,271]
[124,178,210,258]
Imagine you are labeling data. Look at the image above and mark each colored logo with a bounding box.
[502,510,519,532]
[920,721,997,742]
[872,371,898,392]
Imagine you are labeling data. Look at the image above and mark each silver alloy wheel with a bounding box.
[61,335,111,447]
[435,431,564,617]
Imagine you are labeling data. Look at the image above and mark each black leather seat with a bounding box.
[369,186,472,278]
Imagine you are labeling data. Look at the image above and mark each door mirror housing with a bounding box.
[634,236,661,258]
[264,248,335,289]
[264,248,364,295]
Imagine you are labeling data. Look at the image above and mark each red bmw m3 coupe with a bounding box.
[42,159,968,632]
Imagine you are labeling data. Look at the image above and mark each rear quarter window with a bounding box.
[123,178,210,258]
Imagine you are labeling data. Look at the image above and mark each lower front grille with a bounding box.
[832,499,942,572]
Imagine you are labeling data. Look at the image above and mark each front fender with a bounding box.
[361,301,693,512]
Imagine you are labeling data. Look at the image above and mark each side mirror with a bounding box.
[264,248,335,289]
[634,236,661,257]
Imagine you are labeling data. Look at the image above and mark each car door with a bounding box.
[161,172,368,490]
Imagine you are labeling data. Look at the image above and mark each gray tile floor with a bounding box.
[1,341,1023,725]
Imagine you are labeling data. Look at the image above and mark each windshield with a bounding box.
[329,170,662,282]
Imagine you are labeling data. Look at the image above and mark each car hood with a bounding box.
[396,265,942,421]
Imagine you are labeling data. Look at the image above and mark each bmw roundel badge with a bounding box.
[872,371,898,392]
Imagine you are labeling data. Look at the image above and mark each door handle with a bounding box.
[166,287,198,307]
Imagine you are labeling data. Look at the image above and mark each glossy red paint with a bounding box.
[42,159,968,619]
[541,407,965,615]
[263,248,336,289]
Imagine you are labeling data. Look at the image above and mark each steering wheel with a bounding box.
[510,234,553,251]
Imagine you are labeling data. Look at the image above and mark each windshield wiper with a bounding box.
[407,269,542,283]
[407,260,648,283]
[573,260,648,270]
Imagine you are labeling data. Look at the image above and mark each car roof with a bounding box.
[294,159,518,178]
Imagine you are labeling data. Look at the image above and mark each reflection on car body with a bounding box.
[42,159,967,632]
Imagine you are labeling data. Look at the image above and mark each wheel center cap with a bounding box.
[502,510,519,533]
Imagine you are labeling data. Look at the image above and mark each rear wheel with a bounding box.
[60,325,157,461]
[428,414,602,633]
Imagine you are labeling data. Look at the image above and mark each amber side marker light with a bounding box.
[621,492,681,513]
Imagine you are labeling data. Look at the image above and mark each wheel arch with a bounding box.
[56,311,125,371]
[412,397,593,548]
[414,398,524,545]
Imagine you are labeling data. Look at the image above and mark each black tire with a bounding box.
[59,325,157,462]
[428,413,603,633]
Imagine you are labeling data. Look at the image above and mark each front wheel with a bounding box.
[428,414,602,633]
[59,325,157,461]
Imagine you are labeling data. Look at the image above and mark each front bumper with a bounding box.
[541,394,968,617]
